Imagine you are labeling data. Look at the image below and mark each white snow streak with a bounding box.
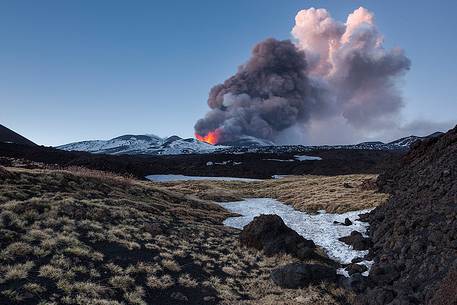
[294,155,322,161]
[218,198,371,265]
[263,155,322,162]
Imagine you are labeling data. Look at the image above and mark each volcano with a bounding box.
[58,134,225,155]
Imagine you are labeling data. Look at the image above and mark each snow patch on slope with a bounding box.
[294,155,322,161]
[219,198,371,265]
[263,155,322,162]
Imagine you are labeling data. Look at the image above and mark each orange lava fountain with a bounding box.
[195,129,221,145]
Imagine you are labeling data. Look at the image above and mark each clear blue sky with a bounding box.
[1,0,456,146]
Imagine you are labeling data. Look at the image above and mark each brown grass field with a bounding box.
[153,174,388,214]
[0,164,362,305]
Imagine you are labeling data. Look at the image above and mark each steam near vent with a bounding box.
[194,7,411,145]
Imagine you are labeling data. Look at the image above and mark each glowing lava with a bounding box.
[195,129,221,145]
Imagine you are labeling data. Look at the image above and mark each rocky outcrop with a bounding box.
[240,214,341,290]
[239,214,316,259]
[271,262,337,288]
[339,231,373,250]
[340,273,369,293]
[361,125,457,305]
[345,263,368,276]
[334,217,353,226]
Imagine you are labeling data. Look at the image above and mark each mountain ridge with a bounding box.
[57,132,444,156]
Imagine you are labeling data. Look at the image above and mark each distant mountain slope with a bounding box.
[387,132,444,148]
[58,132,444,156]
[0,124,36,146]
[58,134,226,155]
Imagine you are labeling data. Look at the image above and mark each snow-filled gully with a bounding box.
[218,198,373,277]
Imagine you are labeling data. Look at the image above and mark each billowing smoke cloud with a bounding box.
[195,7,412,144]
[194,38,326,143]
[293,7,411,130]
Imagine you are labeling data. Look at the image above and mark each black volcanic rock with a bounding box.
[361,125,457,305]
[339,231,373,250]
[340,273,369,293]
[345,263,368,276]
[271,262,337,288]
[0,124,36,146]
[239,214,316,259]
[428,264,457,305]
[333,217,353,226]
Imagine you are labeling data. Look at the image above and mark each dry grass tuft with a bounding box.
[178,273,198,288]
[161,259,181,272]
[109,275,136,291]
[147,274,175,289]
[1,242,34,260]
[0,262,34,283]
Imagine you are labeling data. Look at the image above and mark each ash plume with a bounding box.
[195,7,411,144]
[195,38,326,143]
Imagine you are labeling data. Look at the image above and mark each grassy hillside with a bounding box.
[0,165,352,305]
[155,174,388,214]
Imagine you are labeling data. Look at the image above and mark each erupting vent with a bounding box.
[195,129,221,145]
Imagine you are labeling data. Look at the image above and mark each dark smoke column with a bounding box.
[194,38,324,144]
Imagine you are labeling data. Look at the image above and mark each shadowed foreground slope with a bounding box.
[0,165,352,305]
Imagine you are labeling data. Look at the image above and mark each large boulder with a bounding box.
[271,262,337,288]
[345,263,368,276]
[339,231,373,250]
[239,214,316,259]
